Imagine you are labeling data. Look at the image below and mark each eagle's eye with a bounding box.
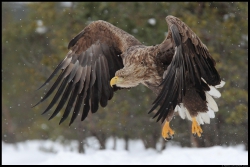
[140,61,144,66]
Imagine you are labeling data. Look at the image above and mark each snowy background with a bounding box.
[2,137,248,165]
[2,2,248,165]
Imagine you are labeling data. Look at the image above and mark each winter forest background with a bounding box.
[2,1,248,155]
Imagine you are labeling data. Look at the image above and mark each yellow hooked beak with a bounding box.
[110,76,119,87]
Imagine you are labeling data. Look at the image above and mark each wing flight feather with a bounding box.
[35,20,141,125]
[149,16,222,123]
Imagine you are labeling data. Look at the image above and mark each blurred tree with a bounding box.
[2,2,248,151]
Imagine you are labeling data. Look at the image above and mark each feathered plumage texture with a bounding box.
[34,15,224,135]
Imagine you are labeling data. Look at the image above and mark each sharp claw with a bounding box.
[192,132,203,138]
[164,133,174,141]
[164,137,172,141]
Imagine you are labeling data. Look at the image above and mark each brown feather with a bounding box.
[36,15,224,132]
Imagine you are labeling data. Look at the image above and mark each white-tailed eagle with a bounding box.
[34,15,225,140]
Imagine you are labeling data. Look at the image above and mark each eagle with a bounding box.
[34,15,225,140]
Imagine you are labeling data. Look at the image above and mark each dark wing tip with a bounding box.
[35,83,47,91]
[59,118,64,125]
[31,101,41,108]
[69,120,74,126]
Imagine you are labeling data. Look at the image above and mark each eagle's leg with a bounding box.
[191,117,203,137]
[162,121,175,141]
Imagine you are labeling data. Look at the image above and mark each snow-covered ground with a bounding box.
[2,137,248,165]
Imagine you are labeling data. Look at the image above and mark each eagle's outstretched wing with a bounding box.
[149,15,224,123]
[33,20,141,125]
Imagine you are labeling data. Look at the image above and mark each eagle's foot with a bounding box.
[162,121,175,141]
[192,118,203,137]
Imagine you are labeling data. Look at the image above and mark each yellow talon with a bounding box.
[192,118,203,137]
[162,121,175,140]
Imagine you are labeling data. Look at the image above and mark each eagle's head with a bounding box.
[110,47,146,88]
[110,63,147,88]
[110,46,159,88]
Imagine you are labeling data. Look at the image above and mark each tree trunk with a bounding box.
[124,135,129,151]
[161,138,167,151]
[151,131,158,149]
[100,134,106,150]
[243,122,248,151]
[217,114,223,146]
[77,121,85,154]
[2,105,16,143]
[141,131,158,150]
[190,134,200,147]
[142,138,149,149]
[78,140,85,153]
[113,134,117,150]
[91,132,106,150]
